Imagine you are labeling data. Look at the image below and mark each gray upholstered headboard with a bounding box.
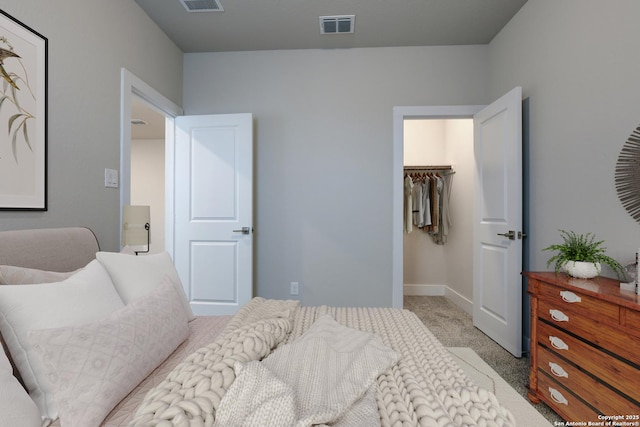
[0,227,100,272]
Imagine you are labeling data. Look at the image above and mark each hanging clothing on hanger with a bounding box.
[403,166,454,243]
[404,174,414,233]
[412,175,424,228]
[428,173,440,234]
[421,176,432,230]
[428,172,453,244]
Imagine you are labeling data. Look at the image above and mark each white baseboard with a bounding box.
[444,287,473,316]
[404,284,472,315]
[403,284,446,296]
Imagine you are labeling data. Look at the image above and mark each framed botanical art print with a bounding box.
[0,10,47,210]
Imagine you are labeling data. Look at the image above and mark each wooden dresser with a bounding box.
[525,272,640,423]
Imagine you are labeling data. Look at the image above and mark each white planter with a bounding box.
[562,261,601,279]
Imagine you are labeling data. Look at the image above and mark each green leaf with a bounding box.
[8,113,22,133]
[10,116,32,162]
[11,125,18,162]
[21,120,30,150]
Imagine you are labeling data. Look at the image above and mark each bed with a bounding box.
[0,227,515,427]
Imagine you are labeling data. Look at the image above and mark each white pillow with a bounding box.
[0,260,124,420]
[0,265,79,285]
[0,347,40,427]
[96,251,194,320]
[29,277,190,427]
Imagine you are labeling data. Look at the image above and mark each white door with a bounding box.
[173,113,253,315]
[473,87,523,357]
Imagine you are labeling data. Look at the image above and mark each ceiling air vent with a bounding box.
[319,15,355,34]
[179,0,223,12]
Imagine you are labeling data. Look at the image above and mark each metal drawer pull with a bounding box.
[550,309,569,322]
[549,387,569,405]
[549,362,569,378]
[560,291,581,303]
[549,336,569,351]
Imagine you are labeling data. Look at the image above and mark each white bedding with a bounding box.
[133,298,516,427]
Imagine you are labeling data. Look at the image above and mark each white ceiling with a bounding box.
[134,0,528,53]
[130,0,528,139]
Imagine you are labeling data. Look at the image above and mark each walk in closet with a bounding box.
[403,118,475,310]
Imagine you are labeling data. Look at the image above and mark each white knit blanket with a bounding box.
[213,315,398,426]
[132,298,516,427]
[131,298,299,426]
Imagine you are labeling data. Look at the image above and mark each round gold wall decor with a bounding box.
[615,125,640,223]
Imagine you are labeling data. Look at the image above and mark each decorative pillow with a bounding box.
[29,278,190,427]
[96,251,195,320]
[0,265,80,386]
[0,344,41,427]
[0,260,124,420]
[0,265,79,285]
[1,330,22,390]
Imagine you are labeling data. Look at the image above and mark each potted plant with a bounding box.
[543,230,625,279]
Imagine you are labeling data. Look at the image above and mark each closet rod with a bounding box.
[403,165,452,171]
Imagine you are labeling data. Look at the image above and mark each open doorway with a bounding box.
[120,68,183,255]
[394,92,529,356]
[403,118,475,314]
[392,105,483,309]
[129,96,166,254]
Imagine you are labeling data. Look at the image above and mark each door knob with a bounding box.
[497,230,516,240]
[233,226,253,235]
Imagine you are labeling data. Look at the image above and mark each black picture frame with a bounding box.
[0,9,47,210]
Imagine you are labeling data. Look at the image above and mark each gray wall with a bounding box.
[5,0,639,308]
[185,0,640,307]
[184,46,489,307]
[489,0,640,274]
[0,1,183,252]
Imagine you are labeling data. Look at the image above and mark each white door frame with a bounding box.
[392,105,483,308]
[120,69,183,253]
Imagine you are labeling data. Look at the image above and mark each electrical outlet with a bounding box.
[290,281,299,296]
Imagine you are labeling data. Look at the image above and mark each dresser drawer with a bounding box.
[538,299,640,365]
[537,346,640,415]
[527,272,640,423]
[622,306,640,329]
[537,371,599,423]
[538,321,640,403]
[536,280,619,323]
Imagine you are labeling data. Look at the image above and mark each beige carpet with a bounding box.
[405,296,562,424]
[448,347,552,427]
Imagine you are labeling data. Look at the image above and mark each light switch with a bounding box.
[104,168,118,188]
